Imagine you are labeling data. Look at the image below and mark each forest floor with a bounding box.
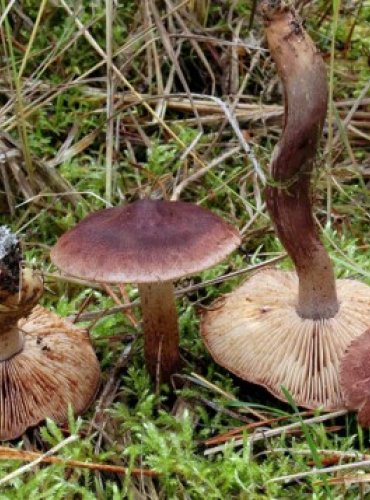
[0,0,369,498]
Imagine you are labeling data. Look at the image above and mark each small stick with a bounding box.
[203,412,314,446]
[268,456,370,484]
[67,254,287,323]
[204,410,347,455]
[183,373,266,420]
[103,284,123,306]
[262,448,370,462]
[105,0,114,203]
[331,79,370,148]
[171,146,241,200]
[0,442,158,479]
[118,284,139,328]
[89,342,134,433]
[0,435,78,487]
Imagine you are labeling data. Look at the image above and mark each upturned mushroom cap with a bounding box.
[340,328,370,427]
[0,306,100,440]
[51,199,240,283]
[201,269,370,410]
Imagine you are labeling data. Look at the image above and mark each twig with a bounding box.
[58,0,210,174]
[203,412,314,446]
[0,435,78,486]
[204,410,348,455]
[0,0,17,30]
[268,455,370,484]
[149,0,202,131]
[105,0,114,203]
[0,443,158,478]
[332,79,370,147]
[187,93,265,182]
[262,448,370,461]
[89,342,135,447]
[180,373,266,420]
[66,254,286,323]
[195,396,252,424]
[171,145,241,200]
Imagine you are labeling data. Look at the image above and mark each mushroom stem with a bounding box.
[138,281,180,382]
[262,1,339,319]
[0,326,24,361]
[0,268,43,360]
[0,267,43,321]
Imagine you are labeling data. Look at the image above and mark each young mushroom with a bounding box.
[201,1,370,410]
[51,199,240,383]
[340,328,370,427]
[0,226,100,441]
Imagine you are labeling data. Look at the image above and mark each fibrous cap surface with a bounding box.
[51,199,240,283]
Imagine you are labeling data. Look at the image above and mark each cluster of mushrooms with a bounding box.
[1,0,370,440]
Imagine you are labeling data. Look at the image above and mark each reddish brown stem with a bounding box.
[262,1,338,319]
[138,281,180,383]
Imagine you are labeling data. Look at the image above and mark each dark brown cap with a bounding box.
[340,328,370,427]
[51,199,240,283]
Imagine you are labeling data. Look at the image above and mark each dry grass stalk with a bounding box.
[203,412,314,446]
[0,134,81,212]
[58,0,210,175]
[269,456,370,485]
[204,410,348,455]
[62,254,286,323]
[0,443,158,479]
[105,0,114,203]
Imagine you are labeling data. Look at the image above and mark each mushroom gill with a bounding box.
[202,270,370,409]
[1,306,100,440]
[200,1,370,410]
[0,226,100,440]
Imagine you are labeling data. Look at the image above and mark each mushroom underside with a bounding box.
[0,306,100,441]
[201,269,370,410]
[340,328,370,427]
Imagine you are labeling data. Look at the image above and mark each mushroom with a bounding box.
[0,226,100,440]
[200,1,370,410]
[340,328,370,427]
[51,199,240,382]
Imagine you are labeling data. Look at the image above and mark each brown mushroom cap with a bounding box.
[201,269,370,410]
[340,328,370,427]
[51,199,240,283]
[0,306,100,440]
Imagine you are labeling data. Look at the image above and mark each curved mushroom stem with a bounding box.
[138,281,180,383]
[261,1,339,319]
